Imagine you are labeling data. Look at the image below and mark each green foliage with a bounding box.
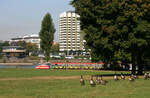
[0,41,9,58]
[0,41,9,51]
[39,13,55,62]
[26,43,38,52]
[51,43,59,52]
[26,42,38,56]
[71,0,150,74]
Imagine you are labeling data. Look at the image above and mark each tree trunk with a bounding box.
[45,51,50,62]
[137,51,144,75]
[131,52,136,75]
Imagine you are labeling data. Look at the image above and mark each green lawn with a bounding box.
[0,68,128,78]
[0,69,149,98]
[0,79,150,98]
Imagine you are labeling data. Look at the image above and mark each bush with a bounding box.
[27,56,40,60]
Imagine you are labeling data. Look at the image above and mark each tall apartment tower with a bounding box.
[59,11,85,55]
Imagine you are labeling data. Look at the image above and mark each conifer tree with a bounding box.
[39,13,55,62]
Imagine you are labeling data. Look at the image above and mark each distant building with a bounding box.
[10,34,40,49]
[2,46,26,58]
[23,34,40,49]
[59,11,85,56]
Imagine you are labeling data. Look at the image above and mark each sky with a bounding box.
[0,0,74,42]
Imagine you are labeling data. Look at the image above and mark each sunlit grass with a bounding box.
[0,78,150,98]
[0,69,149,98]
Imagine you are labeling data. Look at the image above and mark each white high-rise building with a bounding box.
[59,11,85,55]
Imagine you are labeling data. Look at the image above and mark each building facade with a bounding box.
[2,46,26,58]
[59,11,85,56]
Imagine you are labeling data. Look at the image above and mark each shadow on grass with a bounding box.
[94,73,137,77]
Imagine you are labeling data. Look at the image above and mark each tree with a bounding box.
[39,13,56,62]
[26,42,38,56]
[71,0,150,74]
[0,41,9,53]
[0,41,9,58]
[51,43,59,55]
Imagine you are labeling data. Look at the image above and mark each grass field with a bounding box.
[0,69,150,98]
[0,68,129,78]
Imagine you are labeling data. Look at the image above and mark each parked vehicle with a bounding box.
[50,55,61,59]
[65,56,74,59]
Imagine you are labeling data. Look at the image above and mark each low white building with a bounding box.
[10,34,40,49]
